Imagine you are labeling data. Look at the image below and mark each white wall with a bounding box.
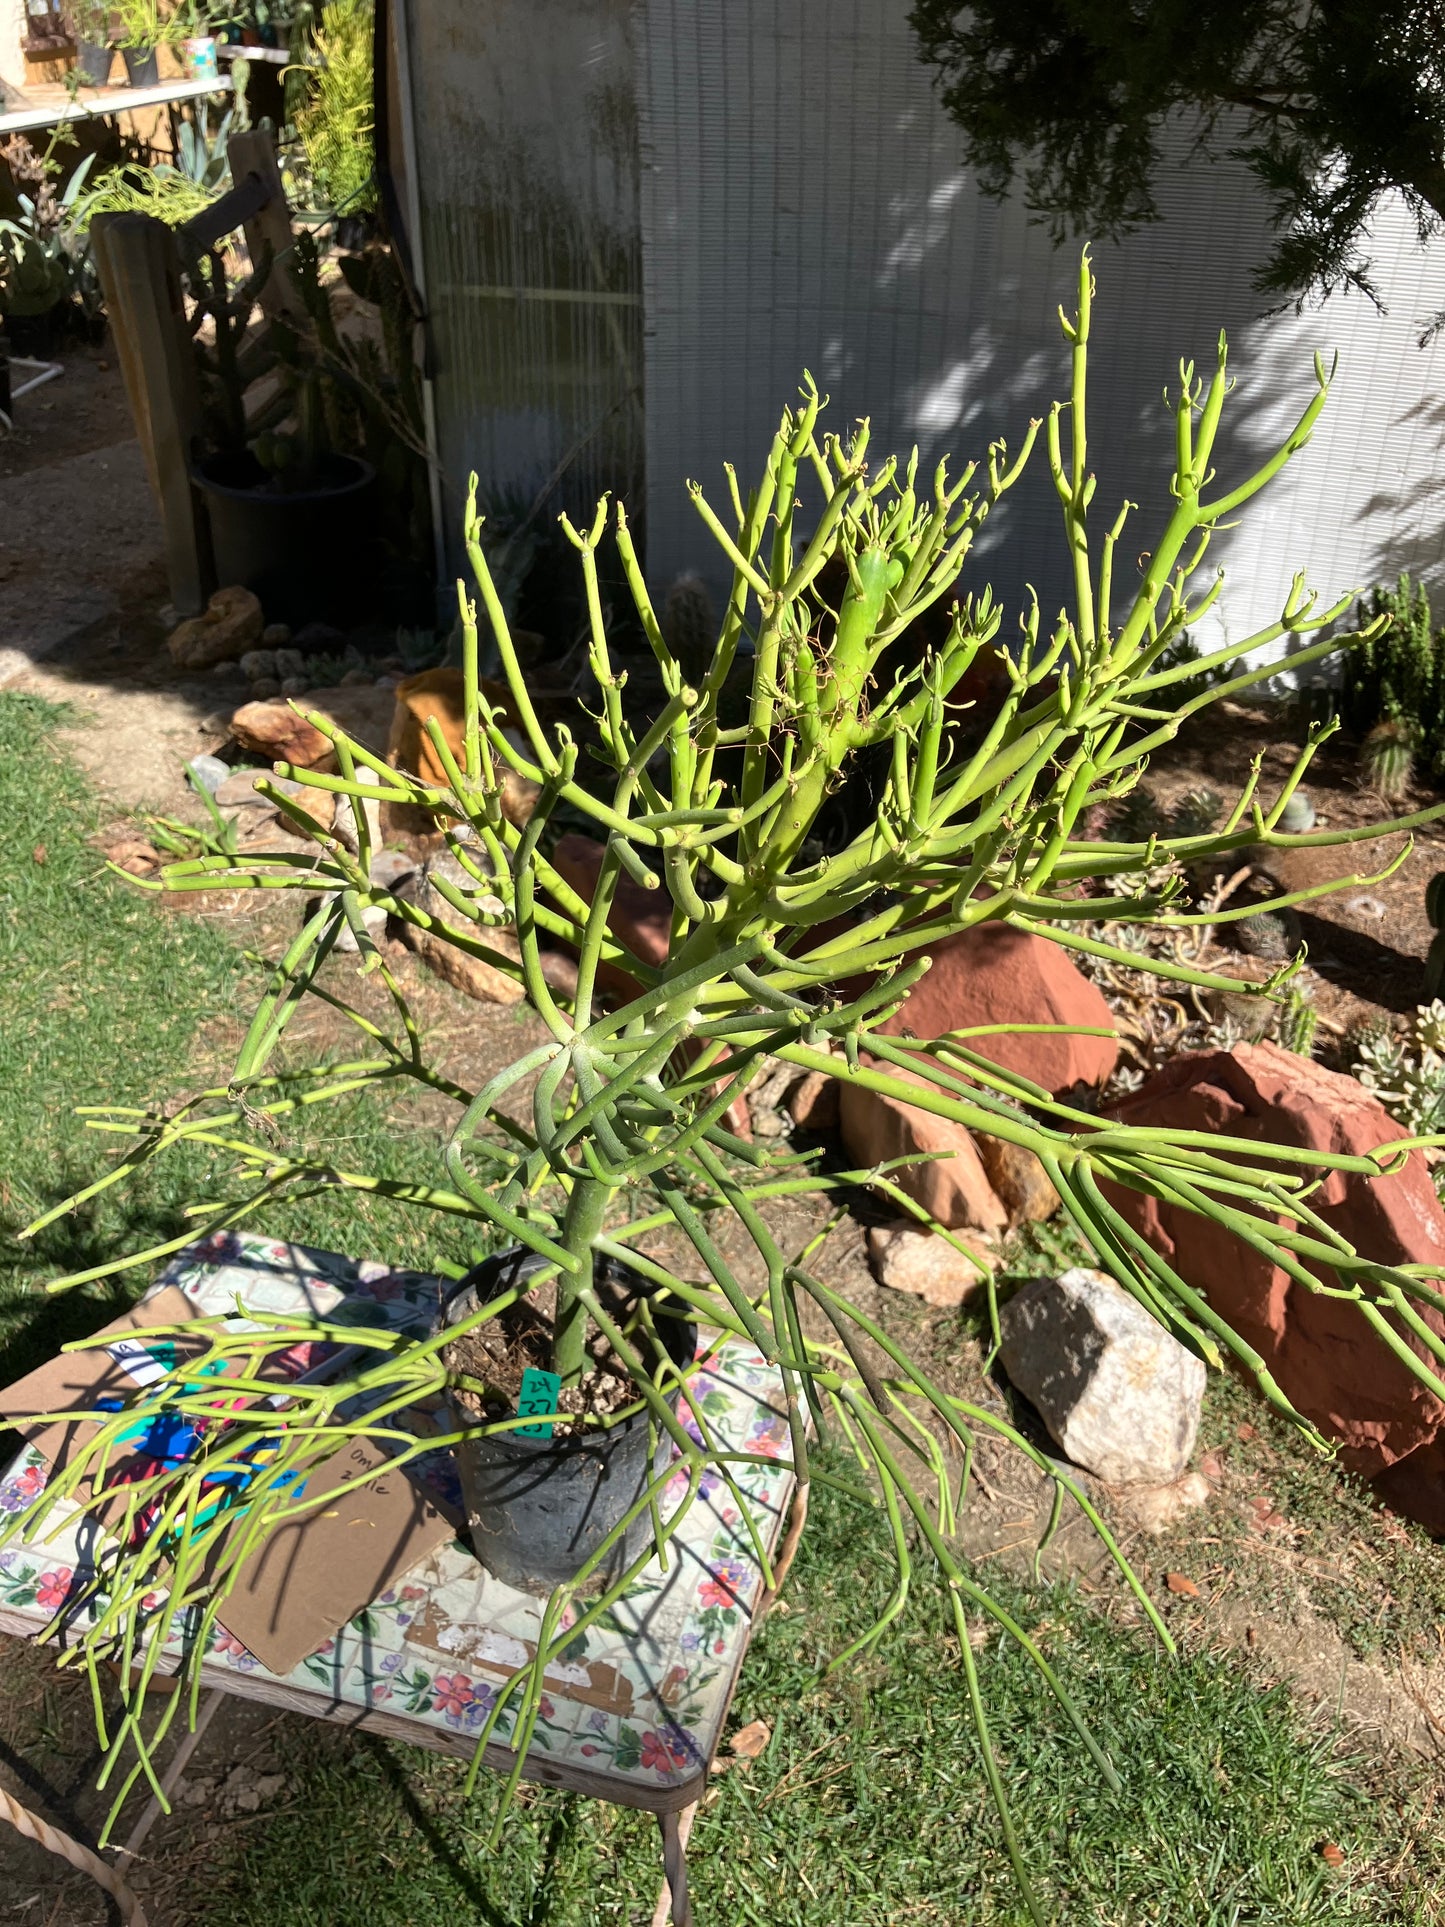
[638,0,1445,669]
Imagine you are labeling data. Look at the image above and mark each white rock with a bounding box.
[999,1267,1206,1486]
[1116,1471,1212,1533]
[866,1222,993,1308]
[333,902,389,952]
[369,847,418,892]
[186,753,230,794]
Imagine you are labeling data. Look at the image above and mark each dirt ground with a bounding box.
[5,347,1445,1923]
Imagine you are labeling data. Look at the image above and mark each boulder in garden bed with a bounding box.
[384,667,542,836]
[1103,1042,1445,1481]
[838,1060,1008,1234]
[168,587,264,670]
[866,1222,993,1307]
[872,923,1118,1096]
[394,850,525,1006]
[999,1267,1206,1486]
[230,683,396,770]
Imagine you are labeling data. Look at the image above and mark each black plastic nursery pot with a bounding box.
[74,38,114,83]
[121,44,160,86]
[190,451,377,627]
[442,1248,696,1596]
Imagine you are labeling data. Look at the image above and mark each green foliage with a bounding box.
[293,0,375,214]
[12,259,1445,1922]
[109,0,214,47]
[0,133,97,320]
[0,691,477,1393]
[907,0,1445,309]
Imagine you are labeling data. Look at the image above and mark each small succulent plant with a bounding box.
[1275,788,1316,833]
[1235,906,1301,961]
[1361,717,1420,800]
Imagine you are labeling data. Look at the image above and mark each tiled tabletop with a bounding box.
[0,1231,797,1813]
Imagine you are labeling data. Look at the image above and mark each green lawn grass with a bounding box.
[1,690,1442,1925]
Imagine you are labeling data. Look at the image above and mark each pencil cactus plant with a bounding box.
[9,256,1445,1922]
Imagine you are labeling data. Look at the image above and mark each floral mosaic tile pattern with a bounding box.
[0,1233,796,1805]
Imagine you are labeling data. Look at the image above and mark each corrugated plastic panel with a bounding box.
[638,0,1445,666]
[403,0,642,587]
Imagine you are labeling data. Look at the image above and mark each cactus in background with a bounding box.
[1425,870,1445,999]
[1278,986,1317,1057]
[661,572,716,687]
[1361,716,1419,800]
[1235,907,1301,962]
[1275,788,1316,833]
[1346,573,1445,775]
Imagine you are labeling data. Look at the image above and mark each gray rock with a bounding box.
[215,768,272,808]
[369,847,418,892]
[274,649,306,683]
[999,1267,1206,1486]
[279,676,310,699]
[186,754,230,795]
[261,623,291,648]
[239,648,278,683]
[249,677,282,699]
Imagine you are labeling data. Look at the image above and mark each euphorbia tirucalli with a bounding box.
[9,255,1444,1922]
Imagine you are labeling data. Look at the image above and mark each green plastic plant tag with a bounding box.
[515,1366,562,1440]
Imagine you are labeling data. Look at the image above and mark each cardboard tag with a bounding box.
[515,1367,561,1440]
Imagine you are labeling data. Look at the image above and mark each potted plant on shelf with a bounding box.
[109,0,176,87]
[8,258,1444,1922]
[66,0,114,83]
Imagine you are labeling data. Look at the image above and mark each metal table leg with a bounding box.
[652,1801,698,1927]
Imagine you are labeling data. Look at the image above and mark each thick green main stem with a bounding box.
[554,1175,612,1385]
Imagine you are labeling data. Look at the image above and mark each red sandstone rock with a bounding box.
[873,924,1118,1095]
[838,1061,1009,1234]
[549,834,671,981]
[786,1068,840,1132]
[230,684,396,771]
[1104,1041,1445,1478]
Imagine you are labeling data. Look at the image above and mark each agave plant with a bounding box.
[8,257,1445,1922]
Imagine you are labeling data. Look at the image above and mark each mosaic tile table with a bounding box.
[0,1231,800,1923]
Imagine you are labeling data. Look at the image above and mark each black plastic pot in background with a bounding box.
[190,451,378,628]
[74,39,114,83]
[443,1248,696,1596]
[121,44,159,86]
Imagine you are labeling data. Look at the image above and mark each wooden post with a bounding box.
[227,127,304,322]
[92,210,213,616]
